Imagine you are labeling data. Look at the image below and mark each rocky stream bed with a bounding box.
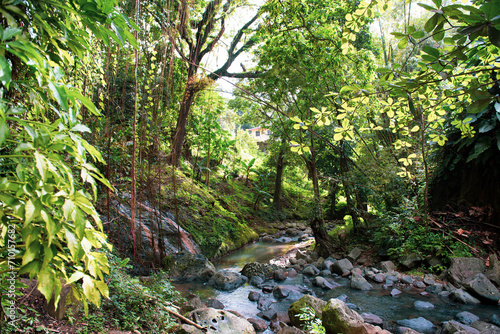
[168,221,500,334]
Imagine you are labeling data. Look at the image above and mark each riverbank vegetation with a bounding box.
[1,0,499,332]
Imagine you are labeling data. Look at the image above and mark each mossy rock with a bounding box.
[288,295,327,328]
[321,299,365,334]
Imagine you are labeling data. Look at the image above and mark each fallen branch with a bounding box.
[161,305,206,331]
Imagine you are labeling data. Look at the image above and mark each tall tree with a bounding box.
[166,0,263,166]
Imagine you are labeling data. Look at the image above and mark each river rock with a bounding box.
[168,252,216,282]
[257,297,273,311]
[446,257,486,286]
[414,281,426,289]
[442,320,480,334]
[486,254,500,286]
[274,269,288,281]
[400,253,422,270]
[455,311,480,324]
[394,328,421,334]
[242,262,280,280]
[257,308,277,321]
[471,321,500,334]
[302,264,320,276]
[414,301,434,310]
[180,293,206,314]
[492,314,500,327]
[361,312,383,326]
[249,291,262,301]
[401,275,414,284]
[347,247,363,264]
[247,317,268,332]
[249,276,264,287]
[277,325,306,334]
[391,288,402,297]
[321,298,365,334]
[378,261,395,273]
[331,259,353,275]
[313,276,340,290]
[350,273,373,290]
[463,273,500,304]
[187,308,255,334]
[370,273,386,283]
[351,267,363,276]
[276,236,293,243]
[426,283,443,294]
[423,275,436,286]
[288,295,327,328]
[209,270,248,291]
[206,298,224,310]
[396,317,436,334]
[273,285,307,300]
[450,289,481,304]
[322,259,336,270]
[320,269,332,277]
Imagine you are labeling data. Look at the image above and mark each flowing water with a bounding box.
[173,240,499,332]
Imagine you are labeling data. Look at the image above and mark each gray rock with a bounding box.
[346,247,363,264]
[321,299,365,334]
[386,274,398,284]
[423,275,436,286]
[414,301,434,310]
[414,281,426,289]
[378,261,395,273]
[370,273,386,283]
[274,269,288,281]
[401,275,414,284]
[396,317,436,334]
[302,264,320,276]
[321,260,335,270]
[168,252,215,282]
[331,259,353,275]
[249,275,264,287]
[486,254,500,286]
[257,297,273,311]
[447,257,486,286]
[273,285,307,300]
[206,299,224,310]
[188,308,255,334]
[276,325,306,334]
[395,328,422,334]
[350,273,373,291]
[247,318,268,332]
[464,273,500,304]
[276,236,293,243]
[442,320,480,334]
[319,269,332,277]
[391,288,402,297]
[492,314,500,327]
[450,289,481,304]
[209,270,248,291]
[312,276,340,290]
[257,308,277,321]
[361,312,383,326]
[400,253,422,270]
[471,320,500,334]
[426,283,443,294]
[248,291,262,302]
[455,311,480,325]
[351,267,363,276]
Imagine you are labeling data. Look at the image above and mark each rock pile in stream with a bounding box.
[172,222,500,334]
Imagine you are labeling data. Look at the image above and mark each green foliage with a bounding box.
[296,305,325,334]
[372,199,472,266]
[0,0,135,321]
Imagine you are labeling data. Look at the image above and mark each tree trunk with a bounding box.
[167,77,197,166]
[273,149,285,211]
[303,151,335,257]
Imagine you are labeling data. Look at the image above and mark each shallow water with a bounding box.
[174,241,499,332]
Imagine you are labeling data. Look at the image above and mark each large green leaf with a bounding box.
[0,55,12,89]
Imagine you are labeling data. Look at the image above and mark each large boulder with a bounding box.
[331,259,354,275]
[395,317,436,334]
[464,273,500,304]
[288,295,327,328]
[321,298,366,334]
[446,257,486,286]
[350,273,373,291]
[377,261,395,273]
[242,262,280,280]
[208,270,248,291]
[186,308,255,334]
[450,289,481,304]
[167,252,215,282]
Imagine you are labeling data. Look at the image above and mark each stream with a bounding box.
[173,239,499,333]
